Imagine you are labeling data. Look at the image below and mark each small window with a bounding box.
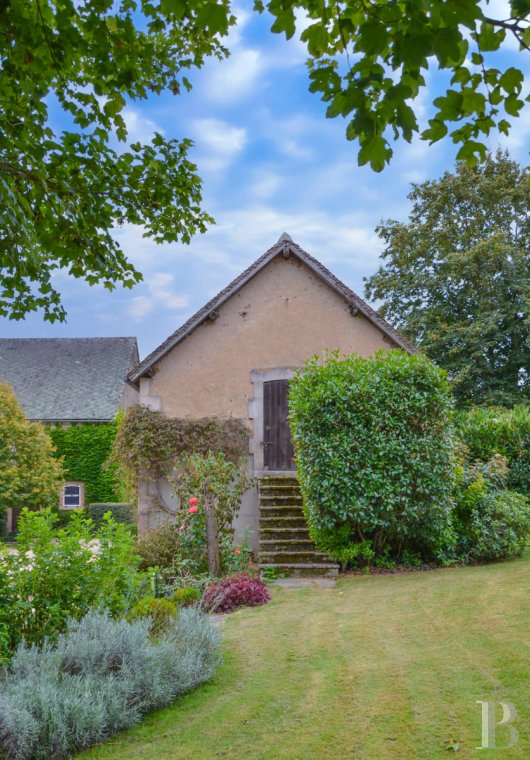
[60,482,84,509]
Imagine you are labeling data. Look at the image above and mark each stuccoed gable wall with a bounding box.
[138,255,389,543]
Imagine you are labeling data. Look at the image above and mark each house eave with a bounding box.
[128,237,416,384]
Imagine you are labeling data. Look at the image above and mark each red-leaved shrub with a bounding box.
[201,573,271,613]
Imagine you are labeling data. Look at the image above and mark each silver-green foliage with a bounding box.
[0,608,221,759]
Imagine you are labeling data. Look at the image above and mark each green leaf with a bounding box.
[499,67,524,95]
[476,21,505,52]
[357,136,392,172]
[505,93,524,116]
[422,119,448,144]
[301,24,329,58]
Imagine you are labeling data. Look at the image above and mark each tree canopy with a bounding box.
[259,0,530,170]
[0,0,234,322]
[365,151,530,407]
[0,381,64,522]
[1,1,529,322]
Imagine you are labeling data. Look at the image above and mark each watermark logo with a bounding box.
[477,701,519,749]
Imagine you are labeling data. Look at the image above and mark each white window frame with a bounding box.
[60,481,85,510]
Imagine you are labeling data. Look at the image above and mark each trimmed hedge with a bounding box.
[48,422,123,504]
[457,405,530,497]
[87,502,134,526]
[289,350,455,564]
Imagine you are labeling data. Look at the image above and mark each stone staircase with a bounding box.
[258,476,339,577]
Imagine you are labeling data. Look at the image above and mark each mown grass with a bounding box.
[80,555,530,759]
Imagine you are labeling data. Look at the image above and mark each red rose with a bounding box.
[189,496,198,506]
[188,505,198,514]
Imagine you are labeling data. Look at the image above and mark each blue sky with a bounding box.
[1,0,528,359]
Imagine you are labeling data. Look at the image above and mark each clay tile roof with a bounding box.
[128,236,416,384]
[0,337,138,422]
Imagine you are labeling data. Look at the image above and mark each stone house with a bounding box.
[128,234,415,574]
[0,337,138,531]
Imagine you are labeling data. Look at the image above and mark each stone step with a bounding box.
[260,527,311,541]
[259,518,309,531]
[259,505,304,518]
[259,483,300,496]
[259,549,332,563]
[259,477,298,486]
[259,563,339,578]
[259,539,316,552]
[259,494,303,506]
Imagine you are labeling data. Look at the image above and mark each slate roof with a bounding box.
[0,337,138,422]
[129,233,416,383]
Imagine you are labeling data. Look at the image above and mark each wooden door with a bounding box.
[263,379,296,471]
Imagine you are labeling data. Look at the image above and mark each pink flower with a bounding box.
[234,548,241,555]
[188,505,198,514]
[189,496,198,506]
[179,524,185,531]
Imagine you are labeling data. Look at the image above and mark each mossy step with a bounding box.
[260,528,311,541]
[259,540,316,552]
[259,506,303,518]
[259,477,298,484]
[259,563,339,578]
[259,495,303,504]
[259,490,302,499]
[259,519,308,530]
[259,550,333,563]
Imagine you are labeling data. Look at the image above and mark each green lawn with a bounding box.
[81,556,529,759]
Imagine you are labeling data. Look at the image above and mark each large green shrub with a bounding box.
[47,422,123,504]
[0,382,63,525]
[289,350,455,564]
[0,608,220,760]
[453,449,529,562]
[136,522,184,571]
[0,509,140,652]
[457,405,530,496]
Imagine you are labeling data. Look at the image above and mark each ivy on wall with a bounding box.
[48,423,123,505]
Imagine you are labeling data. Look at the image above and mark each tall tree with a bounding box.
[365,151,530,407]
[259,0,530,170]
[0,0,234,322]
[0,381,64,523]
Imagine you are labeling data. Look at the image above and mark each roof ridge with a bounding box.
[128,237,415,383]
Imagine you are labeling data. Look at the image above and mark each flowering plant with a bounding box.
[169,452,251,574]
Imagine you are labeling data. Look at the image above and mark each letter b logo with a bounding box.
[477,701,519,749]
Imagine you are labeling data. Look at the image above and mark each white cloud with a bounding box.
[126,271,189,322]
[192,119,247,154]
[191,118,247,172]
[249,169,282,200]
[123,107,164,144]
[128,295,154,321]
[203,48,263,103]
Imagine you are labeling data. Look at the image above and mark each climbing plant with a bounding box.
[113,406,249,574]
[113,406,248,491]
[48,422,124,504]
[169,452,250,573]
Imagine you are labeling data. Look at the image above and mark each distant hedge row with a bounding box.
[457,405,530,497]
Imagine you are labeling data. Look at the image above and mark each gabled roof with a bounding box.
[0,337,138,422]
[129,234,416,383]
